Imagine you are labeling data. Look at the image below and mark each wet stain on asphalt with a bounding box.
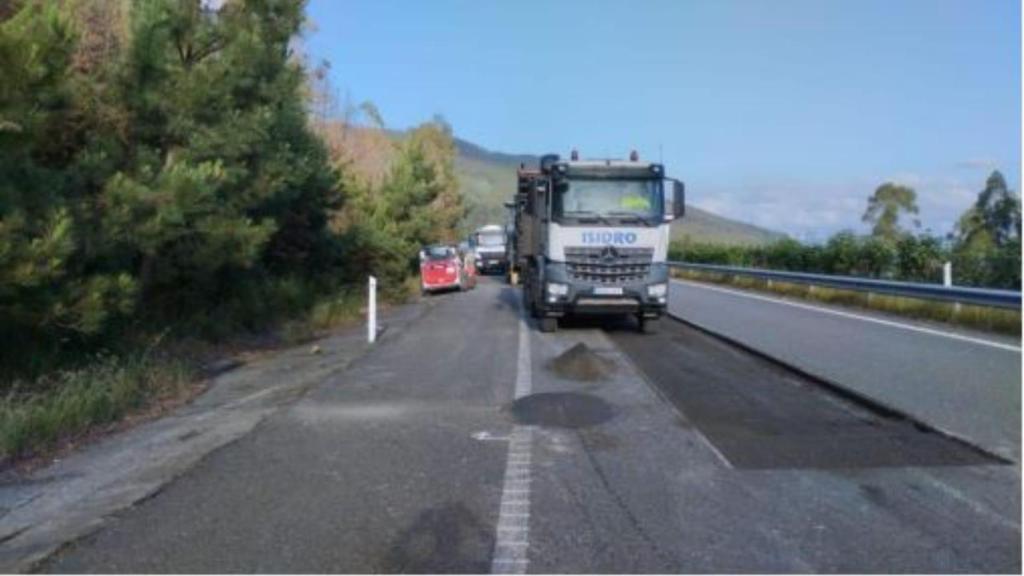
[859,483,889,507]
[511,392,614,429]
[383,502,493,573]
[177,430,202,442]
[546,342,616,381]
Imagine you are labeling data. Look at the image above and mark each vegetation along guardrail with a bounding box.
[668,262,1022,310]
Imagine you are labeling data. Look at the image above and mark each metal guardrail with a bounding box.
[668,261,1022,310]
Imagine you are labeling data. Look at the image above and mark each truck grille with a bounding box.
[564,246,654,284]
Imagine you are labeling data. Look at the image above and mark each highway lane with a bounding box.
[43,277,1020,573]
[528,316,1017,572]
[45,280,523,573]
[668,278,1022,461]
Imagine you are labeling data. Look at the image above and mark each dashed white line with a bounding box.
[491,305,536,575]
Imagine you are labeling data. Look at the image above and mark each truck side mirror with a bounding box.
[673,180,685,219]
[664,179,685,221]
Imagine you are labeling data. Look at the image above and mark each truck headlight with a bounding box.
[647,283,668,298]
[546,282,569,297]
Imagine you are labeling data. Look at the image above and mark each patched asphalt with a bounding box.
[668,279,1022,460]
[608,317,999,470]
[40,277,1021,573]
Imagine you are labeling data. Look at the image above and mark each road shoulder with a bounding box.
[0,302,425,573]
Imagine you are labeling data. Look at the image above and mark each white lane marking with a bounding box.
[492,308,535,575]
[672,279,1022,353]
[514,312,533,398]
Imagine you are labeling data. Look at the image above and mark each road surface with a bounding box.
[39,277,1021,573]
[668,278,1022,460]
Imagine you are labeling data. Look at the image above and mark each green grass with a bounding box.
[674,268,1022,335]
[0,355,194,462]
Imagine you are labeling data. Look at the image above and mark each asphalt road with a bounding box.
[667,279,1022,460]
[43,277,1020,573]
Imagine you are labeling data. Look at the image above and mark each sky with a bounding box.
[303,0,1021,241]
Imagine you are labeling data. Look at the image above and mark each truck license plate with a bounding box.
[593,287,623,296]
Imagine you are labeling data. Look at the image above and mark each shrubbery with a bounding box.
[0,1,462,380]
[671,173,1021,290]
[672,231,1019,290]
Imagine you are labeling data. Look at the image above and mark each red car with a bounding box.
[419,245,470,294]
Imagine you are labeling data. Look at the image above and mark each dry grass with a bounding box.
[673,269,1022,335]
[0,355,195,464]
[1,280,418,467]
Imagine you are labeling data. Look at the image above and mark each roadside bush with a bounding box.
[671,229,1016,289]
[0,2,461,463]
[0,355,193,461]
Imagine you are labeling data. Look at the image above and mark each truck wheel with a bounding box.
[638,315,660,334]
[539,317,558,333]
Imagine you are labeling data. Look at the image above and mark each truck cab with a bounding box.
[516,150,684,332]
[471,224,508,274]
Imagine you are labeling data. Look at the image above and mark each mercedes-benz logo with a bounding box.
[600,246,618,262]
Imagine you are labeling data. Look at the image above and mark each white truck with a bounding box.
[470,224,508,275]
[513,150,685,333]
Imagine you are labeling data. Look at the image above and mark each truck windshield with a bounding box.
[553,178,663,223]
[477,233,505,247]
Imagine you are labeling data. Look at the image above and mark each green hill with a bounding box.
[454,139,784,245]
[669,205,785,245]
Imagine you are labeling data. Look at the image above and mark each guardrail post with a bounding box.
[943,262,952,288]
[368,275,377,344]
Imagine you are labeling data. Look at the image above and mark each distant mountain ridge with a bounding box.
[454,137,536,167]
[454,138,785,245]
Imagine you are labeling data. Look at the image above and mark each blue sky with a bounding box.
[303,0,1021,240]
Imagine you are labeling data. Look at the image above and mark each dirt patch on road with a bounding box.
[546,343,616,381]
[510,392,614,429]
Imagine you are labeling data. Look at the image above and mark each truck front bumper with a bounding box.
[475,252,508,272]
[540,262,669,317]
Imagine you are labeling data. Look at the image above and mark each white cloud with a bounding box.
[955,158,1000,171]
[689,173,986,240]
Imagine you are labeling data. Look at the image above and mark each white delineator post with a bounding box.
[942,262,963,314]
[368,275,377,343]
